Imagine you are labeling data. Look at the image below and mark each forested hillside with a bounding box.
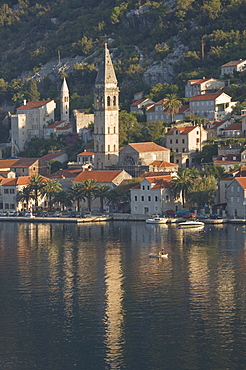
[1,0,246,110]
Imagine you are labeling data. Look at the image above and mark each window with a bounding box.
[141,196,144,201]
[107,96,110,106]
[10,204,15,209]
[134,196,137,201]
[108,127,110,134]
[176,139,178,144]
[5,204,9,209]
[4,189,8,194]
[0,203,3,209]
[176,149,178,153]
[142,186,145,190]
[176,130,179,135]
[155,196,158,201]
[113,96,117,106]
[147,186,150,190]
[10,189,15,194]
[108,145,110,152]
[196,138,199,143]
[176,159,179,164]
[148,196,151,201]
[170,139,172,144]
[182,139,185,144]
[166,195,169,200]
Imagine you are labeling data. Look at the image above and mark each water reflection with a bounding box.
[0,222,246,369]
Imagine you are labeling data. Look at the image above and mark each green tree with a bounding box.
[16,186,33,210]
[170,169,193,208]
[119,110,142,146]
[68,184,85,212]
[162,94,182,122]
[203,164,225,179]
[42,179,62,211]
[27,174,46,210]
[26,79,40,102]
[187,175,218,207]
[53,190,73,211]
[95,184,110,213]
[80,179,98,212]
[143,121,166,143]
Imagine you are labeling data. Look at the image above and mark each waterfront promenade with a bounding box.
[0,213,245,224]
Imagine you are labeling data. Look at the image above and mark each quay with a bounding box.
[0,214,245,225]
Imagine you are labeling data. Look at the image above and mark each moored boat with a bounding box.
[146,217,167,224]
[149,253,168,258]
[178,220,205,229]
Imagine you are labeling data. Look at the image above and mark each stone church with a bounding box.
[93,44,170,175]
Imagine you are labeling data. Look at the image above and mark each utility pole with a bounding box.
[201,37,205,60]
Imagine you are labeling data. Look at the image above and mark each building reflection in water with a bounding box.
[104,242,125,368]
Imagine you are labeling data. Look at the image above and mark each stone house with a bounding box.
[9,158,49,177]
[0,176,47,211]
[205,119,231,138]
[146,99,190,122]
[11,100,56,153]
[72,109,94,136]
[77,151,94,167]
[164,125,207,154]
[118,142,170,167]
[221,60,246,77]
[223,122,242,137]
[72,170,132,212]
[130,98,155,114]
[185,78,225,98]
[212,154,241,171]
[189,92,236,120]
[130,175,181,215]
[44,120,73,138]
[226,177,246,218]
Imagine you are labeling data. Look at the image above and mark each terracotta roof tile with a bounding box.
[18,101,52,110]
[0,159,20,169]
[46,120,66,129]
[235,177,246,189]
[224,122,242,130]
[190,92,224,101]
[222,60,246,67]
[128,142,169,152]
[40,152,65,161]
[11,158,38,168]
[77,151,94,156]
[150,161,177,167]
[72,170,125,183]
[165,126,196,135]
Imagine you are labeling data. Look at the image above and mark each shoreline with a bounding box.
[0,214,245,225]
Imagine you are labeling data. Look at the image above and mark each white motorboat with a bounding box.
[178,220,205,229]
[149,253,168,258]
[146,217,167,224]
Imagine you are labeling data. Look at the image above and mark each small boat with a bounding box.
[149,253,168,258]
[178,220,205,229]
[146,217,167,224]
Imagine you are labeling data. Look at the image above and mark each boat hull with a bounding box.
[149,253,168,258]
[178,221,204,229]
[146,218,167,224]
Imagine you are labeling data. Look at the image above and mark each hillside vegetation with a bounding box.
[1,0,246,109]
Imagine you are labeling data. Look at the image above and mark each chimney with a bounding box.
[23,99,27,105]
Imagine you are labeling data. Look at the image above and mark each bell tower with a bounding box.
[61,77,69,123]
[94,43,119,169]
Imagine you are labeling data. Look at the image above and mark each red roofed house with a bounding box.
[226,177,246,218]
[164,125,207,168]
[146,99,190,122]
[72,170,132,212]
[130,175,181,215]
[40,151,68,164]
[44,120,73,138]
[76,151,94,167]
[185,78,225,98]
[130,97,155,114]
[205,119,231,138]
[223,122,242,137]
[221,60,246,77]
[119,142,170,168]
[189,92,236,120]
[11,100,56,153]
[0,176,47,212]
[212,154,241,171]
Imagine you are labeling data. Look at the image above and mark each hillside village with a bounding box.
[1,47,246,219]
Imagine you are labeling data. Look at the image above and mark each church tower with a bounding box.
[61,77,69,123]
[94,44,119,169]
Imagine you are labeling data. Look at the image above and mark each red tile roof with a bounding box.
[49,169,78,179]
[72,170,125,183]
[0,159,20,169]
[1,176,31,186]
[224,122,242,130]
[150,161,177,168]
[11,158,38,168]
[189,92,224,101]
[40,152,65,161]
[222,60,246,67]
[189,78,211,85]
[165,126,196,135]
[128,142,169,152]
[18,101,52,110]
[235,177,246,189]
[77,151,94,156]
[46,120,66,129]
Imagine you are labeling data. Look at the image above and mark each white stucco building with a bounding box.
[189,92,236,120]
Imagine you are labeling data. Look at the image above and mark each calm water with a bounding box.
[0,221,246,370]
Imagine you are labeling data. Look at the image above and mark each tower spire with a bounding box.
[60,77,69,123]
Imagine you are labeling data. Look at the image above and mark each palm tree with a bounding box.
[53,190,73,211]
[80,179,97,212]
[162,94,181,122]
[68,184,85,212]
[170,169,193,208]
[16,186,33,210]
[42,179,62,211]
[95,184,110,213]
[27,174,46,210]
